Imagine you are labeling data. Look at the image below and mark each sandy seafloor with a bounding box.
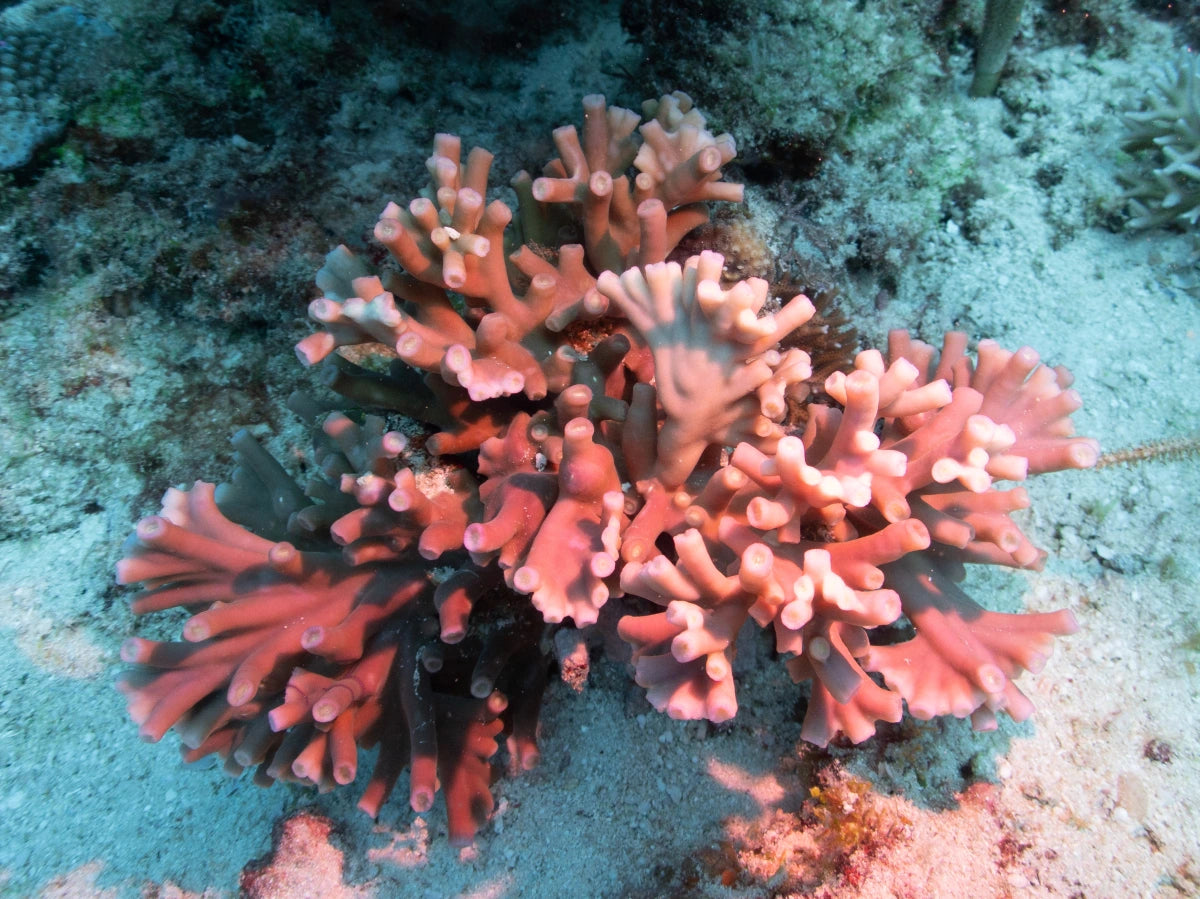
[0,0,1198,896]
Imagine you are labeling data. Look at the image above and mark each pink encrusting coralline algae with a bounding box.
[116,92,1098,845]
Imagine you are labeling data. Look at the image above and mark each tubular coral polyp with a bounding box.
[116,92,1096,845]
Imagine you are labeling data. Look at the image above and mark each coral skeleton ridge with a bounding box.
[116,92,1098,845]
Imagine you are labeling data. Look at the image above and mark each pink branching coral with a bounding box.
[117,91,1098,845]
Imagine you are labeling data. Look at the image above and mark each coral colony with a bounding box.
[1122,51,1200,232]
[116,93,1098,845]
